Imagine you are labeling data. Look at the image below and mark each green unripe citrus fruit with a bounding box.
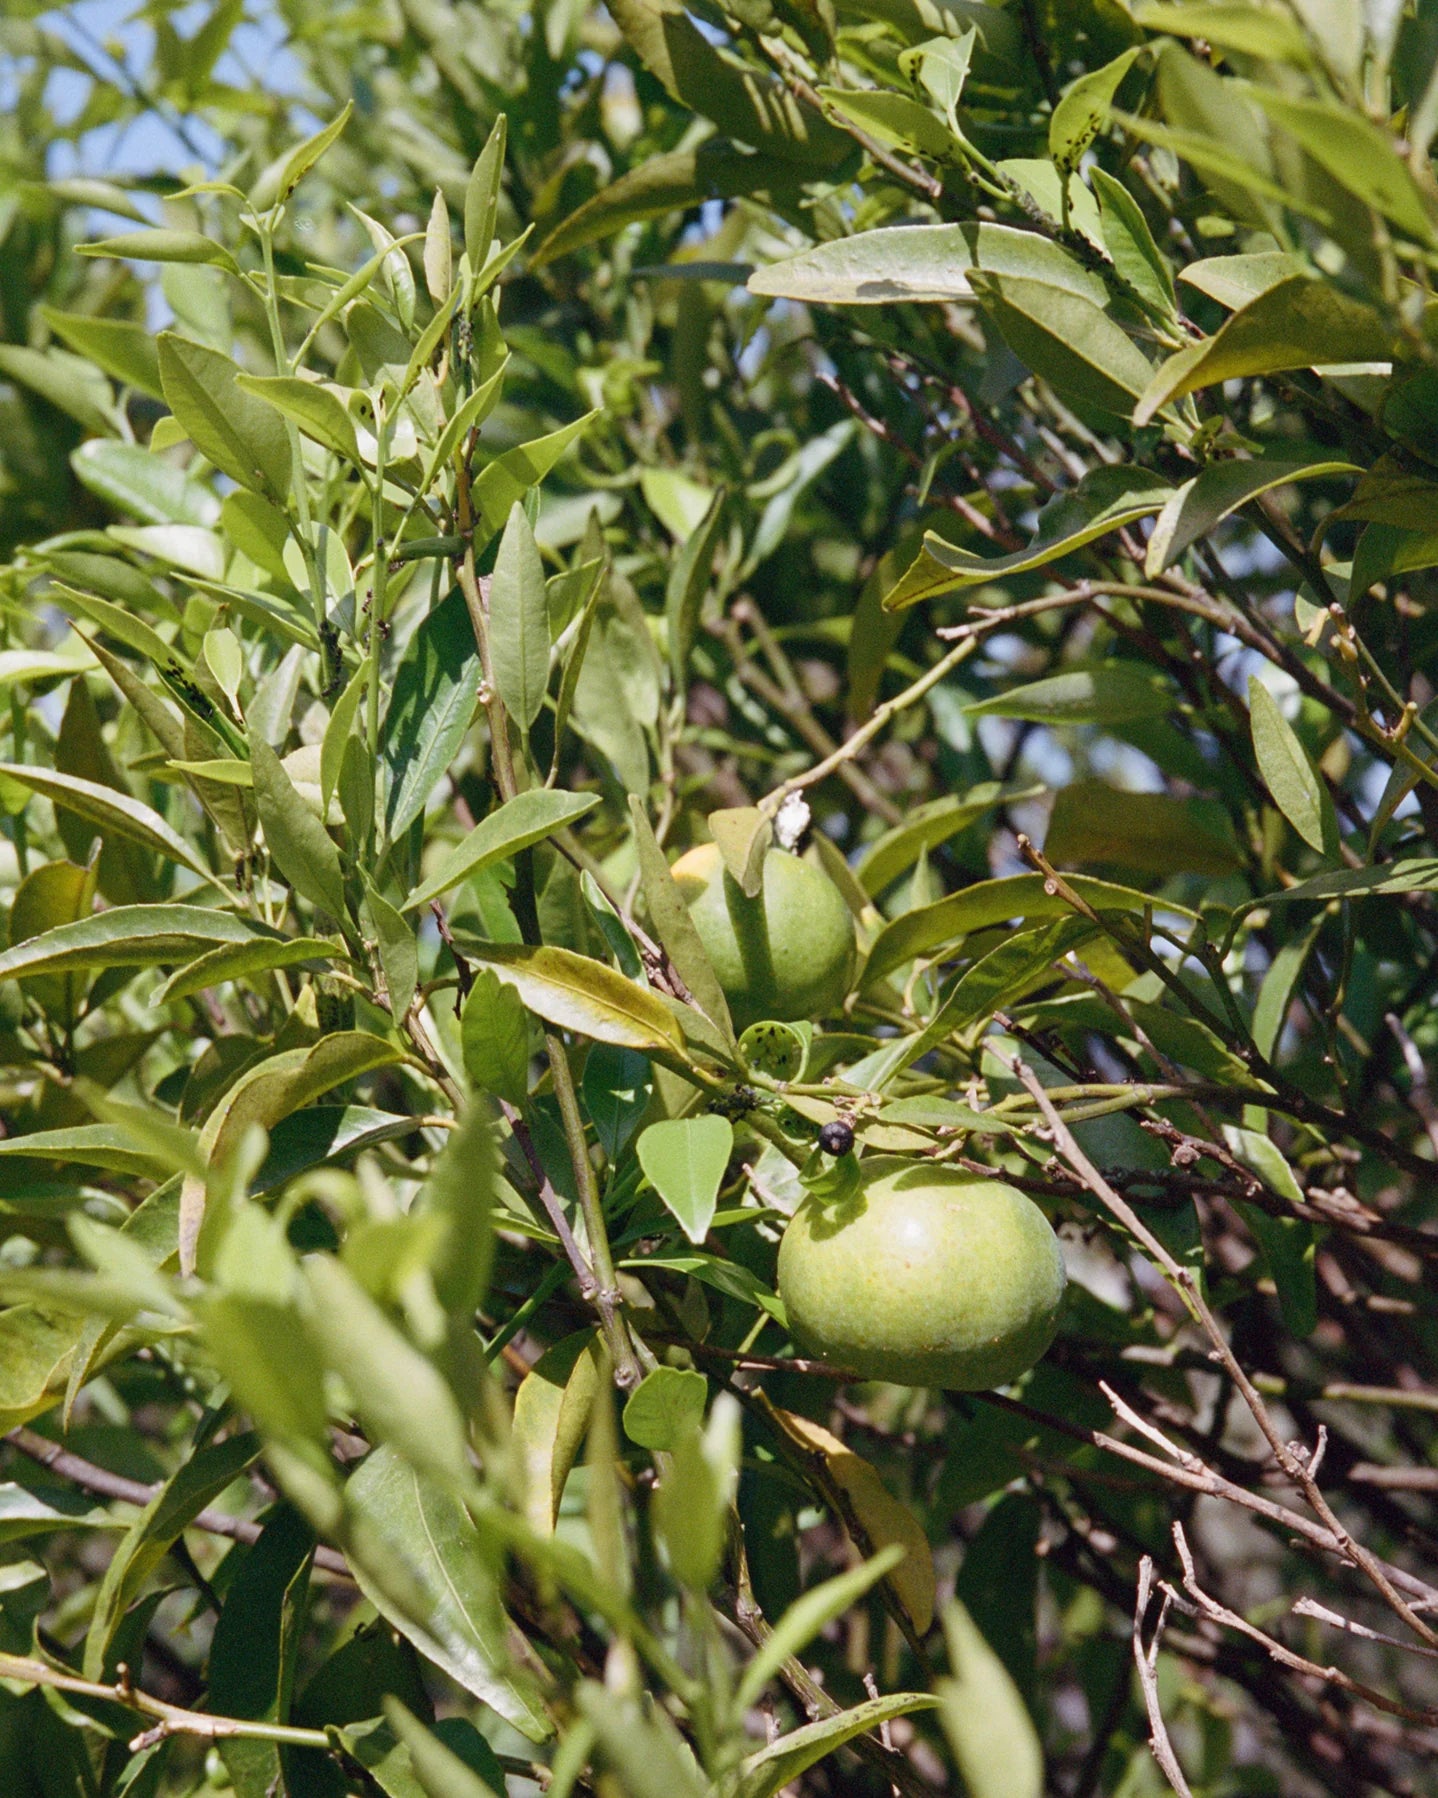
[777,1159,1066,1390]
[671,843,856,1032]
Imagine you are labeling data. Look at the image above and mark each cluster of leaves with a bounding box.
[1,0,1437,1795]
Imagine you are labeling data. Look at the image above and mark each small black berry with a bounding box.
[818,1120,854,1157]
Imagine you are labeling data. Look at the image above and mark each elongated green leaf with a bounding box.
[345,1445,550,1740]
[819,87,962,160]
[621,1365,707,1450]
[251,735,347,919]
[0,1125,171,1180]
[965,666,1168,725]
[250,101,353,211]
[865,873,1192,986]
[1135,278,1392,425]
[236,374,361,463]
[970,271,1153,417]
[628,798,734,1041]
[885,467,1172,610]
[473,412,600,537]
[79,228,239,271]
[1146,456,1358,574]
[1046,782,1242,876]
[636,1116,733,1245]
[384,1699,507,1798]
[84,1432,261,1680]
[70,440,219,528]
[157,334,291,504]
[304,1258,471,1491]
[666,490,726,686]
[1248,677,1335,856]
[734,1548,905,1716]
[749,221,1107,306]
[1131,0,1309,59]
[0,762,212,880]
[364,883,418,1023]
[156,935,335,1004]
[490,503,550,734]
[405,789,598,911]
[1246,87,1435,242]
[1089,167,1175,315]
[936,1601,1042,1798]
[460,969,530,1106]
[533,144,800,268]
[581,1044,652,1160]
[253,1106,421,1195]
[605,0,845,166]
[1050,48,1142,174]
[0,905,274,984]
[0,345,115,433]
[463,115,507,270]
[466,941,687,1061]
[383,588,482,841]
[40,308,164,399]
[856,787,1013,895]
[736,1694,939,1798]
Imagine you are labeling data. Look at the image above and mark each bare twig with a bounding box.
[1133,1555,1195,1798]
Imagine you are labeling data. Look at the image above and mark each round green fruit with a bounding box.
[671,843,855,1032]
[776,1159,1066,1390]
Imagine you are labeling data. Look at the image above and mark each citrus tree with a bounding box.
[0,2,1436,1795]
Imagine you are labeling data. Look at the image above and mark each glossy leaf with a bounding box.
[460,969,530,1106]
[636,1116,733,1245]
[382,587,482,841]
[1248,677,1336,856]
[489,503,550,734]
[936,1600,1043,1798]
[404,788,599,911]
[251,734,347,919]
[0,762,213,881]
[466,940,687,1061]
[157,333,292,504]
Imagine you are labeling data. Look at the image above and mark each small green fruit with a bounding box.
[777,1159,1066,1390]
[671,843,855,1032]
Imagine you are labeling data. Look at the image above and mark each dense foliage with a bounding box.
[0,1,1437,1794]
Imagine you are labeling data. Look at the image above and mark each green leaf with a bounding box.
[0,344,115,432]
[532,143,801,268]
[1248,676,1336,856]
[463,116,507,271]
[604,0,846,166]
[344,1445,550,1740]
[251,734,347,919]
[472,411,600,538]
[157,334,292,505]
[71,440,219,529]
[1089,168,1175,315]
[1145,456,1359,575]
[364,882,418,1022]
[1245,87,1436,242]
[749,221,1107,306]
[628,797,734,1042]
[0,1125,172,1181]
[1045,782,1242,876]
[424,188,453,305]
[665,490,726,685]
[885,467,1173,610]
[383,588,482,842]
[864,873,1192,987]
[235,374,361,463]
[303,1258,472,1493]
[0,904,277,984]
[321,657,370,817]
[855,786,1013,895]
[0,762,213,881]
[383,1699,505,1798]
[1131,1,1310,61]
[1049,48,1142,174]
[733,1548,905,1716]
[461,969,530,1105]
[969,271,1154,418]
[467,941,688,1063]
[254,1107,424,1195]
[1178,250,1303,312]
[40,308,164,400]
[512,1329,601,1534]
[708,805,771,899]
[405,789,599,912]
[250,101,353,211]
[818,87,963,160]
[489,503,550,735]
[83,1432,261,1680]
[735,1694,939,1798]
[636,1115,733,1244]
[621,1365,708,1449]
[1135,278,1391,426]
[580,1043,652,1159]
[964,666,1169,725]
[79,228,239,271]
[936,1599,1042,1798]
